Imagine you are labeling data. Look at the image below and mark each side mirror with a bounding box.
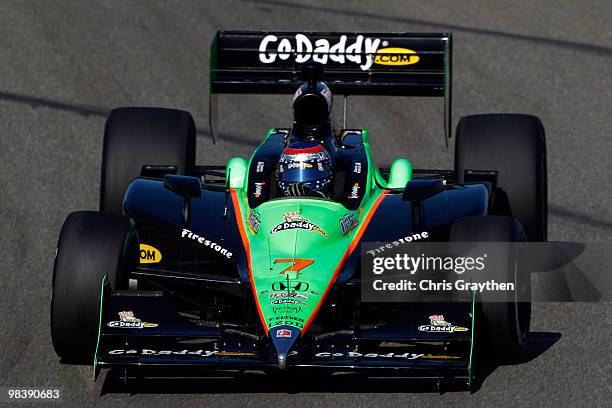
[402,179,445,202]
[163,174,202,198]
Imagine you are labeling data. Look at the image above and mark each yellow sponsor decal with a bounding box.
[139,244,162,264]
[421,355,462,360]
[374,47,420,66]
[216,351,256,357]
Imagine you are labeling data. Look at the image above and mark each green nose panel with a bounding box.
[231,189,386,336]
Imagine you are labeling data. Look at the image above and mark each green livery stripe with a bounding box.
[209,31,219,86]
[468,289,476,387]
[92,274,106,380]
[301,190,389,332]
[243,128,278,196]
[230,188,268,333]
[231,186,388,335]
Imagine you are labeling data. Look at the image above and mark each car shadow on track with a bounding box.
[99,331,560,395]
[470,331,562,393]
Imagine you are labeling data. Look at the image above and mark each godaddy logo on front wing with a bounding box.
[258,34,382,71]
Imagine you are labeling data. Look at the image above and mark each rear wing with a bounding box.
[209,31,452,139]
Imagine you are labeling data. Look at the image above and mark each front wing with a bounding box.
[95,291,475,384]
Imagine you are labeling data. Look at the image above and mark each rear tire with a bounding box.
[450,215,531,363]
[50,211,138,363]
[100,107,196,215]
[455,114,547,241]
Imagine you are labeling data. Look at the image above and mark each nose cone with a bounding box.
[245,200,360,369]
[270,325,301,370]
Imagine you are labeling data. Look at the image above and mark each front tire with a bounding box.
[50,211,138,363]
[450,215,531,363]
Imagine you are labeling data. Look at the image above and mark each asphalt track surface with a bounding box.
[0,1,611,407]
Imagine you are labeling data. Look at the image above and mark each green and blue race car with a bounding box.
[50,31,547,389]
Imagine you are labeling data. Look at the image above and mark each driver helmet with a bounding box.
[277,140,333,198]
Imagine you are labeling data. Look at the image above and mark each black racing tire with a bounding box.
[455,114,547,241]
[50,211,138,363]
[450,215,531,364]
[100,107,196,215]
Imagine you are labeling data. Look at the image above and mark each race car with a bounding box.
[50,31,547,389]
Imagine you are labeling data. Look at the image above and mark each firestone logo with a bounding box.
[181,228,233,259]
